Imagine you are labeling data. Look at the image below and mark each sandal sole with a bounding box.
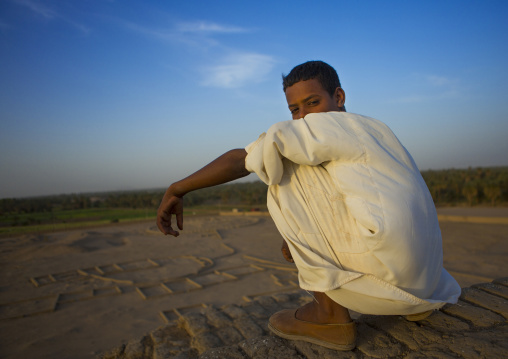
[268,322,356,351]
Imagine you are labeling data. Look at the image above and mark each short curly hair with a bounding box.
[282,60,343,97]
[282,61,345,111]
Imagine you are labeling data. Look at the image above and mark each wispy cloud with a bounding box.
[120,21,175,41]
[11,0,90,34]
[425,75,455,87]
[13,0,57,19]
[119,19,249,48]
[114,17,272,88]
[201,53,276,88]
[117,20,217,48]
[175,21,248,34]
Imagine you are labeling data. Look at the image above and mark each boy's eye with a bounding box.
[308,100,319,106]
[290,108,298,114]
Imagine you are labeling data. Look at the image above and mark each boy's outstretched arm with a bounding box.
[157,149,250,236]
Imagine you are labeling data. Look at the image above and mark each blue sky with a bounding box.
[1,0,507,199]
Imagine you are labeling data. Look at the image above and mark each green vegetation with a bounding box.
[0,208,158,236]
[421,166,508,206]
[1,167,506,236]
[0,181,268,236]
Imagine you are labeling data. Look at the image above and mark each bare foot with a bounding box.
[295,292,352,324]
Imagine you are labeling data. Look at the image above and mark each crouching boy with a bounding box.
[157,60,461,350]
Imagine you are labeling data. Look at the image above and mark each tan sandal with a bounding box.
[268,309,356,351]
[404,310,433,321]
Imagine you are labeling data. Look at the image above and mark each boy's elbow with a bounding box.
[227,149,250,178]
[238,166,251,178]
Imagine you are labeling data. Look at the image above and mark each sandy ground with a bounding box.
[0,208,507,359]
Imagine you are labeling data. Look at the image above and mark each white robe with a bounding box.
[245,112,461,315]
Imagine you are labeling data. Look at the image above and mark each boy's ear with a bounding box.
[334,87,346,109]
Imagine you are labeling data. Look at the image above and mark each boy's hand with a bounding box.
[155,149,249,237]
[157,191,184,236]
[281,240,294,263]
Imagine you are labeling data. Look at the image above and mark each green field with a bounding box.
[0,208,155,236]
[1,168,506,237]
[0,204,266,237]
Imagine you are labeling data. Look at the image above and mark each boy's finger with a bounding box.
[176,213,184,230]
[157,214,176,236]
[163,219,179,237]
[167,227,180,237]
[164,215,179,236]
[156,217,167,235]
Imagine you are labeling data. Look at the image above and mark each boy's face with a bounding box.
[285,78,345,120]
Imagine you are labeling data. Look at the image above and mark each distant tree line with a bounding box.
[1,167,507,217]
[0,193,93,214]
[0,181,269,216]
[421,166,507,206]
